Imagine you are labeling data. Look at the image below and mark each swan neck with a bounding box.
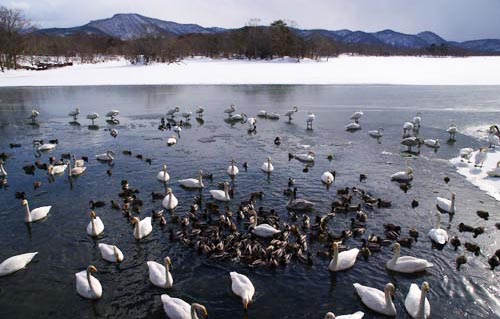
[435,214,441,229]
[332,245,339,267]
[25,203,31,222]
[198,174,203,187]
[133,220,140,238]
[384,288,394,312]
[391,246,400,263]
[224,185,229,200]
[416,287,427,318]
[86,270,95,296]
[190,306,198,319]
[91,216,96,235]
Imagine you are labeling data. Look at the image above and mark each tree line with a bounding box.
[0,6,477,70]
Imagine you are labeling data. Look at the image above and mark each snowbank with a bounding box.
[450,148,500,201]
[2,55,500,86]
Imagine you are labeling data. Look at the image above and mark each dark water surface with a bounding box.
[0,85,499,319]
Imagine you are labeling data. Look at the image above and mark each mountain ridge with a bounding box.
[32,13,500,53]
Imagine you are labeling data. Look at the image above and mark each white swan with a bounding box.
[447,124,458,139]
[147,257,173,288]
[227,159,239,176]
[182,111,192,121]
[224,104,236,115]
[48,164,67,175]
[353,282,396,316]
[390,167,413,182]
[106,109,119,119]
[436,193,455,214]
[167,106,180,117]
[321,171,335,185]
[403,121,414,136]
[405,282,431,319]
[161,294,208,319]
[230,271,255,310]
[284,106,298,120]
[386,243,433,273]
[488,133,500,148]
[324,311,365,319]
[428,212,448,245]
[195,106,204,116]
[70,159,86,176]
[22,199,51,223]
[75,265,102,300]
[257,110,267,117]
[162,188,179,209]
[350,111,363,121]
[286,191,315,211]
[487,161,500,177]
[173,125,182,133]
[306,112,315,129]
[424,139,440,148]
[69,107,80,121]
[261,156,274,173]
[412,112,422,128]
[132,216,153,240]
[346,122,361,131]
[157,164,170,182]
[30,109,39,123]
[178,170,204,188]
[474,147,488,167]
[210,182,230,202]
[86,210,104,237]
[167,135,177,146]
[96,150,115,161]
[230,113,246,122]
[459,147,474,162]
[0,160,7,177]
[0,252,38,277]
[291,151,315,162]
[33,141,56,151]
[86,112,99,125]
[267,112,280,120]
[368,128,383,138]
[328,242,359,272]
[98,243,124,263]
[251,221,280,238]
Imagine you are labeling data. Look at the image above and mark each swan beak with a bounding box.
[243,300,249,311]
[89,265,98,272]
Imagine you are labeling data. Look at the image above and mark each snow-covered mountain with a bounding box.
[34,13,500,53]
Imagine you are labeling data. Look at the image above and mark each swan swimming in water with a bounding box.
[368,128,383,138]
[132,216,153,239]
[147,256,173,288]
[350,111,363,121]
[227,159,239,176]
[167,106,180,117]
[178,170,204,188]
[167,135,178,146]
[289,151,315,162]
[424,139,440,148]
[346,122,361,131]
[230,271,255,310]
[96,151,115,162]
[321,171,336,185]
[86,210,104,237]
[69,107,80,121]
[459,147,474,162]
[22,199,51,223]
[412,112,422,129]
[257,110,267,117]
[210,182,230,201]
[33,141,56,151]
[98,243,124,263]
[160,294,208,319]
[353,282,396,316]
[261,156,274,173]
[447,124,458,140]
[48,164,67,175]
[391,167,413,182]
[157,164,170,182]
[428,211,448,245]
[162,188,179,209]
[195,106,204,117]
[224,104,236,115]
[328,242,359,272]
[405,282,431,319]
[436,192,455,214]
[86,112,99,126]
[75,265,102,300]
[286,188,314,211]
[386,243,433,273]
[267,112,280,120]
[403,121,415,137]
[306,112,315,129]
[0,252,38,277]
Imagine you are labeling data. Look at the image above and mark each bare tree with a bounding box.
[0,6,30,71]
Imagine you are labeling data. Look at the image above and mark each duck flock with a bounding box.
[1,104,500,319]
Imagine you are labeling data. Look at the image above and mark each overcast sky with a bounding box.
[6,0,500,41]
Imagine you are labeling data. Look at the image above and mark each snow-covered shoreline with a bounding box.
[2,55,500,87]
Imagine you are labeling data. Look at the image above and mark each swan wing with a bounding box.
[147,261,166,287]
[353,283,387,314]
[157,171,170,182]
[140,217,153,237]
[337,248,359,270]
[337,311,365,319]
[98,244,123,262]
[230,272,255,300]
[436,197,451,211]
[161,294,190,319]
[428,229,448,244]
[30,206,51,221]
[389,257,433,273]
[404,283,430,318]
[0,252,38,276]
